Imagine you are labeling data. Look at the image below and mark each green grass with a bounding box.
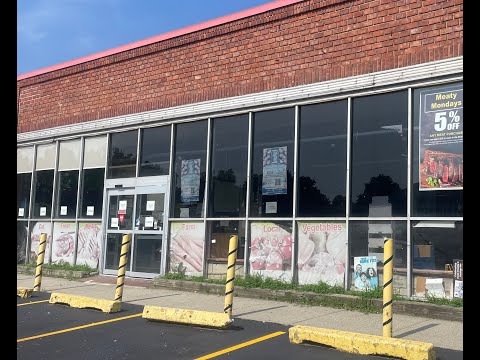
[23,260,97,273]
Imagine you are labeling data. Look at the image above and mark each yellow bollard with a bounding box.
[114,234,131,302]
[382,237,393,338]
[223,235,238,316]
[33,233,47,292]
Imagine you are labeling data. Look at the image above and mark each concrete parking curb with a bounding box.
[17,287,33,298]
[49,292,122,313]
[289,325,435,360]
[142,305,233,329]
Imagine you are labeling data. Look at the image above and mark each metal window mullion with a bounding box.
[130,192,138,273]
[244,112,253,276]
[202,118,212,276]
[72,137,85,265]
[135,129,141,178]
[26,144,37,263]
[100,133,111,274]
[47,141,60,264]
[164,124,176,274]
[344,97,352,290]
[407,87,413,298]
[291,105,299,284]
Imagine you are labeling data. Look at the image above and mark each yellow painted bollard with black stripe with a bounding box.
[114,234,131,302]
[224,235,238,316]
[33,233,47,292]
[382,237,393,338]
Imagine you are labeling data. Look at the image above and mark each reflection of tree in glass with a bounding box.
[215,169,236,182]
[354,174,400,207]
[111,147,135,165]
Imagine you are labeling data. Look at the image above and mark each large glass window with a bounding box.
[35,144,56,170]
[349,220,407,296]
[412,221,462,299]
[17,173,32,218]
[350,91,408,217]
[139,126,171,177]
[17,147,34,173]
[172,121,208,218]
[84,136,107,168]
[33,170,54,218]
[412,83,463,216]
[107,130,138,178]
[17,221,28,264]
[58,140,81,170]
[209,115,248,217]
[55,170,79,218]
[80,168,105,218]
[250,108,295,217]
[298,100,348,216]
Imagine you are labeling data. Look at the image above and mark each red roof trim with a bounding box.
[17,0,304,81]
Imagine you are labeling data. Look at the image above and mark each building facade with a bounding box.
[17,0,463,299]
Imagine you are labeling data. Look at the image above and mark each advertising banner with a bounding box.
[77,222,102,268]
[262,146,287,195]
[353,256,378,291]
[30,222,52,263]
[170,222,205,275]
[249,222,292,281]
[453,259,463,298]
[297,222,346,286]
[52,222,76,264]
[419,86,463,190]
[181,159,201,202]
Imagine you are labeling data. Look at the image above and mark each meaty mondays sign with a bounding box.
[419,86,463,191]
[297,222,346,286]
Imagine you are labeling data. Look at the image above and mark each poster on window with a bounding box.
[419,86,463,191]
[181,159,201,202]
[353,256,378,291]
[30,221,52,263]
[17,223,28,264]
[77,222,102,268]
[297,222,346,286]
[453,259,463,298]
[249,222,292,281]
[52,222,76,264]
[169,222,204,275]
[262,146,287,195]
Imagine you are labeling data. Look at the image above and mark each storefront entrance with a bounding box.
[102,177,169,278]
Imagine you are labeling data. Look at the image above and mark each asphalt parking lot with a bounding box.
[17,292,398,360]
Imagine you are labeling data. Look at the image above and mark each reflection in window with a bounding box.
[172,121,207,218]
[350,91,408,217]
[17,173,32,218]
[80,168,105,218]
[139,126,171,176]
[209,115,248,217]
[412,83,463,217]
[208,221,245,260]
[107,130,138,178]
[250,108,295,217]
[33,170,54,217]
[132,234,162,273]
[349,220,407,296]
[298,100,347,216]
[55,170,79,218]
[412,221,462,299]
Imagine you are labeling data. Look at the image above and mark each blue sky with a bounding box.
[17,0,275,76]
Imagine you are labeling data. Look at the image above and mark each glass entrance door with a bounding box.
[103,184,167,278]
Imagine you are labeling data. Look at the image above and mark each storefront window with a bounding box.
[412,83,463,216]
[33,170,54,218]
[17,221,28,263]
[29,221,52,264]
[207,220,245,261]
[298,100,347,216]
[17,173,32,218]
[55,170,79,218]
[350,91,408,217]
[349,220,407,296]
[51,222,76,264]
[107,130,138,178]
[412,221,462,299]
[80,168,105,218]
[250,108,294,217]
[58,140,81,170]
[209,115,248,217]
[169,221,205,275]
[172,121,207,218]
[139,126,171,177]
[17,147,34,173]
[77,222,102,268]
[84,136,107,168]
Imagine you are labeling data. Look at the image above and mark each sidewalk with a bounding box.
[17,273,463,352]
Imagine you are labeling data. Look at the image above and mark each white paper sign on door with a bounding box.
[86,206,95,216]
[146,201,155,211]
[18,208,25,217]
[145,217,154,228]
[60,206,68,215]
[119,200,127,211]
[111,218,119,227]
[40,207,47,216]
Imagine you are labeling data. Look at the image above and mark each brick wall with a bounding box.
[17,0,463,133]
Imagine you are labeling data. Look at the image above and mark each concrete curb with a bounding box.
[142,306,233,329]
[49,292,122,313]
[17,287,33,298]
[151,278,463,322]
[17,265,98,279]
[289,325,435,360]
